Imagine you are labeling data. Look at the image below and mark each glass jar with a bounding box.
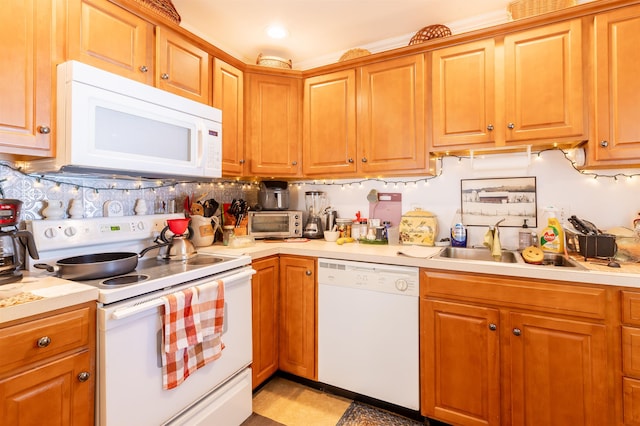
[222,225,235,246]
[335,218,352,238]
[351,219,367,240]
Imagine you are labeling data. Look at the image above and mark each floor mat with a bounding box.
[336,402,423,426]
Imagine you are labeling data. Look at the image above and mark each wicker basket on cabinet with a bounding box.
[132,0,181,23]
[256,53,293,69]
[339,48,372,62]
[408,24,452,45]
[507,0,576,20]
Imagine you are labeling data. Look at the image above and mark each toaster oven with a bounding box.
[247,211,303,239]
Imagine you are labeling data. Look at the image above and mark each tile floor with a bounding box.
[249,376,430,426]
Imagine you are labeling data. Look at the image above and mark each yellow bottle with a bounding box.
[539,216,564,253]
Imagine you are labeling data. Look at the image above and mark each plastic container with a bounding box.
[518,219,532,250]
[539,209,564,253]
[451,223,467,247]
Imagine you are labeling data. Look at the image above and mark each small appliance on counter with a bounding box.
[258,181,290,210]
[0,199,39,285]
[303,191,328,239]
[247,210,303,239]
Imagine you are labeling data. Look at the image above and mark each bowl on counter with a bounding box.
[324,231,340,242]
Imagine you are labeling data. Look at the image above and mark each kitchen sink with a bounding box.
[437,247,520,263]
[435,247,587,269]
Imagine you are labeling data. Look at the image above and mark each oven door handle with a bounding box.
[110,268,255,320]
[111,298,165,320]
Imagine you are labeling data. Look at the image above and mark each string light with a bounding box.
[0,148,636,198]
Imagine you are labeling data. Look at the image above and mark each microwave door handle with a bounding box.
[196,124,204,166]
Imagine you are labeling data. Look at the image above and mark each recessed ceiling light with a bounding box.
[266,25,289,39]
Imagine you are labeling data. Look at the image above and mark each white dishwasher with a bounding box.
[317,258,419,410]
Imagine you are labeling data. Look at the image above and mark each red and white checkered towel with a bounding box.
[161,281,225,390]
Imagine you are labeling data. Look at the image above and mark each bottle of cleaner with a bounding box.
[539,208,564,253]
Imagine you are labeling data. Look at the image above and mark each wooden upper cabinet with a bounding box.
[303,70,357,176]
[68,0,153,85]
[245,73,302,177]
[430,19,584,152]
[156,27,210,104]
[214,58,245,176]
[503,19,585,144]
[0,0,63,157]
[358,54,428,174]
[591,4,640,166]
[431,39,497,150]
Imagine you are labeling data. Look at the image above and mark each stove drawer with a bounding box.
[0,305,92,375]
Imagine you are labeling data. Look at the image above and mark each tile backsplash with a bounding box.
[1,163,257,221]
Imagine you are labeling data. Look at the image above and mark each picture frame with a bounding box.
[460,177,537,227]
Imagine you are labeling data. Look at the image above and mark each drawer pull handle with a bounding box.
[139,65,148,73]
[507,122,515,129]
[513,328,522,336]
[488,323,497,331]
[161,73,170,80]
[38,125,51,134]
[77,372,91,382]
[305,270,312,276]
[600,140,609,148]
[487,124,494,131]
[37,336,51,348]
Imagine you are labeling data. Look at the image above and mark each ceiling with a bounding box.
[171,0,514,70]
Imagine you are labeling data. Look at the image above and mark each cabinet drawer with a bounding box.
[422,270,607,319]
[622,291,640,326]
[0,306,92,375]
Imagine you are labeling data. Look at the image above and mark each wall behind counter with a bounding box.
[288,150,640,250]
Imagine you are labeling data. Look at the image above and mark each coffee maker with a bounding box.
[303,191,327,239]
[0,199,39,285]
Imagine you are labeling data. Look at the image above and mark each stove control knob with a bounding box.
[395,279,408,292]
[43,227,57,239]
[64,226,77,237]
[135,221,145,231]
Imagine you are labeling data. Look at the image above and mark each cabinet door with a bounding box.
[0,351,94,426]
[302,70,357,175]
[156,27,210,104]
[246,73,302,176]
[213,58,245,176]
[251,257,279,389]
[421,299,500,426]
[68,0,153,84]
[431,39,497,150]
[592,5,640,165]
[507,312,608,426]
[0,0,62,156]
[278,256,316,379]
[358,54,427,174]
[503,19,584,143]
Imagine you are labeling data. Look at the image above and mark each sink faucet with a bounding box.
[493,218,506,229]
[484,218,505,258]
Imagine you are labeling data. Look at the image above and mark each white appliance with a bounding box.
[26,215,254,425]
[25,60,222,180]
[318,258,420,410]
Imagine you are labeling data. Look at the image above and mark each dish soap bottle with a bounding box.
[539,207,564,253]
[518,219,532,250]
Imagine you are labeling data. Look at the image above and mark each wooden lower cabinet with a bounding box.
[251,256,280,389]
[0,302,96,425]
[278,255,316,380]
[421,269,612,426]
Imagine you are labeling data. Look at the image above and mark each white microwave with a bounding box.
[26,60,222,179]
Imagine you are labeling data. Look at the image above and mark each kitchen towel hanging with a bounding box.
[160,282,226,390]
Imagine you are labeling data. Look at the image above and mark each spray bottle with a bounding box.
[539,207,564,253]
